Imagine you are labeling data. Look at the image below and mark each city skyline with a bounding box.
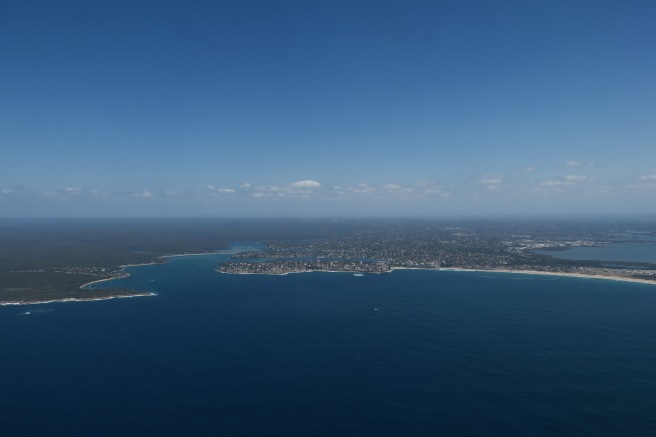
[2,1,655,216]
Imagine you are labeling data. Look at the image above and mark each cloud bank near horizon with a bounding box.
[3,170,656,217]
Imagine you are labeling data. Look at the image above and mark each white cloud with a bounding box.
[381,183,418,194]
[330,182,450,199]
[416,182,445,195]
[289,180,321,188]
[480,178,502,185]
[523,167,535,173]
[640,174,656,181]
[566,161,580,167]
[349,184,374,193]
[89,190,110,198]
[13,174,629,211]
[540,180,569,187]
[207,185,235,194]
[133,190,153,198]
[539,175,588,187]
[43,188,90,198]
[246,180,322,199]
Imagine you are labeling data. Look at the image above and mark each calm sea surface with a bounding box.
[2,251,656,436]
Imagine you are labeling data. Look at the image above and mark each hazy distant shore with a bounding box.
[162,250,238,258]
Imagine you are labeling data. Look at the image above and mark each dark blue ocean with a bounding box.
[3,252,656,436]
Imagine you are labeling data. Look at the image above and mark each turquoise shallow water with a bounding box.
[2,251,656,436]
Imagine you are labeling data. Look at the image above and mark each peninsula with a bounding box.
[217,219,656,284]
[0,218,232,305]
[2,218,656,305]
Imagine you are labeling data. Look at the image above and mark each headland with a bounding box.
[3,218,656,305]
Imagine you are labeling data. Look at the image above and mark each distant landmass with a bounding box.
[1,217,656,305]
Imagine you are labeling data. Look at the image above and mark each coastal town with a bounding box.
[217,223,656,282]
[3,219,656,305]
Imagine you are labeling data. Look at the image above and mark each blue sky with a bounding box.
[1,0,656,217]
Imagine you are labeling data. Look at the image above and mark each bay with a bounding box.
[537,241,656,264]
[2,251,656,436]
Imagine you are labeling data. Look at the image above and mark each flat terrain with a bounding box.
[0,218,381,303]
[2,218,656,304]
[0,218,235,303]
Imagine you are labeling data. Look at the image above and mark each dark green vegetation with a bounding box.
[0,218,231,270]
[0,218,324,303]
[0,271,142,304]
[2,217,656,304]
[0,218,403,303]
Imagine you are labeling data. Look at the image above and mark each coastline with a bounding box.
[68,250,236,303]
[216,269,358,276]
[437,267,656,286]
[117,250,232,268]
[88,250,233,287]
[10,257,164,306]
[218,265,656,286]
[28,250,232,306]
[10,248,655,307]
[0,292,157,307]
[81,274,131,288]
[162,250,238,258]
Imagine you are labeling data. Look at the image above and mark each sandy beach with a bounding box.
[78,251,233,292]
[219,265,656,286]
[438,267,656,286]
[81,274,131,288]
[0,292,157,306]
